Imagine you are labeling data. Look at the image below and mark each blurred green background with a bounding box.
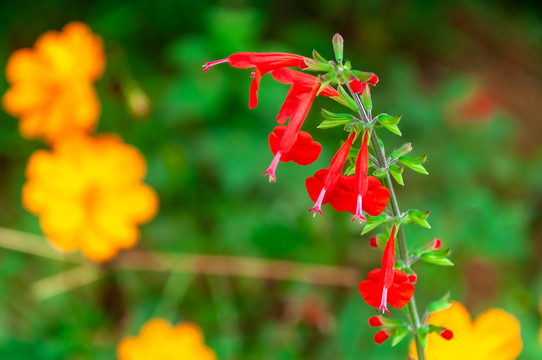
[1,0,542,359]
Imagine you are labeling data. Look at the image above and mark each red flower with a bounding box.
[352,131,370,222]
[305,132,355,216]
[263,85,319,182]
[263,126,321,182]
[271,68,338,124]
[358,225,414,313]
[203,52,307,109]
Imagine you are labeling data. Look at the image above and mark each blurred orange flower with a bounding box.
[409,301,522,360]
[22,134,158,262]
[117,319,216,360]
[2,22,105,143]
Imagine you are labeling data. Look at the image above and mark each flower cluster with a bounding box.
[3,22,158,262]
[117,319,216,360]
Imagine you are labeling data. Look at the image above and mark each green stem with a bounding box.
[348,86,425,360]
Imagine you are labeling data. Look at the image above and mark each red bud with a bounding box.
[440,328,453,340]
[370,237,378,248]
[368,74,379,85]
[432,239,442,250]
[374,330,389,344]
[408,274,417,284]
[368,315,383,327]
[349,79,367,94]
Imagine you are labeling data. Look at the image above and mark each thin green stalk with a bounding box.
[348,86,425,360]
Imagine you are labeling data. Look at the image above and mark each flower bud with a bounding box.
[374,330,390,344]
[440,328,453,340]
[368,74,379,85]
[431,238,442,250]
[368,315,383,327]
[370,236,378,248]
[349,79,367,94]
[408,274,417,284]
[332,33,344,63]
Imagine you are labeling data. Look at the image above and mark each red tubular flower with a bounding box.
[352,131,369,223]
[203,52,307,109]
[263,85,319,182]
[358,225,415,314]
[271,68,339,124]
[305,132,355,216]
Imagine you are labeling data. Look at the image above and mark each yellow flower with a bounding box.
[2,22,105,143]
[117,319,217,360]
[22,134,158,262]
[409,301,522,360]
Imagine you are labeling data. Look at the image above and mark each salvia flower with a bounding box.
[117,319,216,360]
[409,301,522,360]
[2,22,105,143]
[203,52,307,109]
[306,131,356,216]
[22,134,158,262]
[358,225,415,314]
[263,84,319,182]
[352,131,370,223]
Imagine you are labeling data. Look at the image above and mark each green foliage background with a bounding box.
[0,0,542,359]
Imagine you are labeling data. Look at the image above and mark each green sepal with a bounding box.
[343,121,363,133]
[361,83,372,111]
[389,164,404,186]
[417,327,429,349]
[391,326,410,347]
[361,214,388,235]
[427,292,452,314]
[334,84,358,112]
[332,33,344,63]
[420,249,454,266]
[344,162,355,176]
[312,49,328,64]
[303,58,331,72]
[372,168,386,179]
[318,109,354,129]
[403,209,431,229]
[390,143,413,159]
[351,70,374,82]
[399,155,428,175]
[344,60,352,69]
[375,114,402,136]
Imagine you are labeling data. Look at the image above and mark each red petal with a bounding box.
[284,131,321,165]
[363,177,390,216]
[368,74,379,85]
[306,169,330,204]
[381,226,396,289]
[229,52,305,70]
[271,68,338,97]
[327,174,356,212]
[268,126,286,155]
[387,269,415,309]
[324,133,355,189]
[277,90,307,124]
[358,277,383,308]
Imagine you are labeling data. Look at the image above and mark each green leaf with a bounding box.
[389,164,404,186]
[421,249,454,266]
[399,155,429,174]
[417,327,429,349]
[403,210,431,229]
[318,109,354,129]
[391,327,410,347]
[344,162,355,176]
[372,168,386,179]
[376,114,402,136]
[427,292,452,314]
[361,214,388,235]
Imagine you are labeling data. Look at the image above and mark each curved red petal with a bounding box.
[277,89,305,124]
[359,279,383,308]
[285,131,321,165]
[363,177,390,216]
[272,68,338,98]
[387,281,415,309]
[229,52,304,70]
[366,268,382,282]
[268,126,286,156]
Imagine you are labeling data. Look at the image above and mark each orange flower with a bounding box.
[22,134,158,262]
[2,22,105,143]
[117,319,216,360]
[409,301,522,360]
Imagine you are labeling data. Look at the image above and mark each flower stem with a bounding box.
[348,87,425,360]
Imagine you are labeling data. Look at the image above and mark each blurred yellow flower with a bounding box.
[409,301,522,360]
[117,319,217,360]
[2,22,105,143]
[22,134,158,262]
